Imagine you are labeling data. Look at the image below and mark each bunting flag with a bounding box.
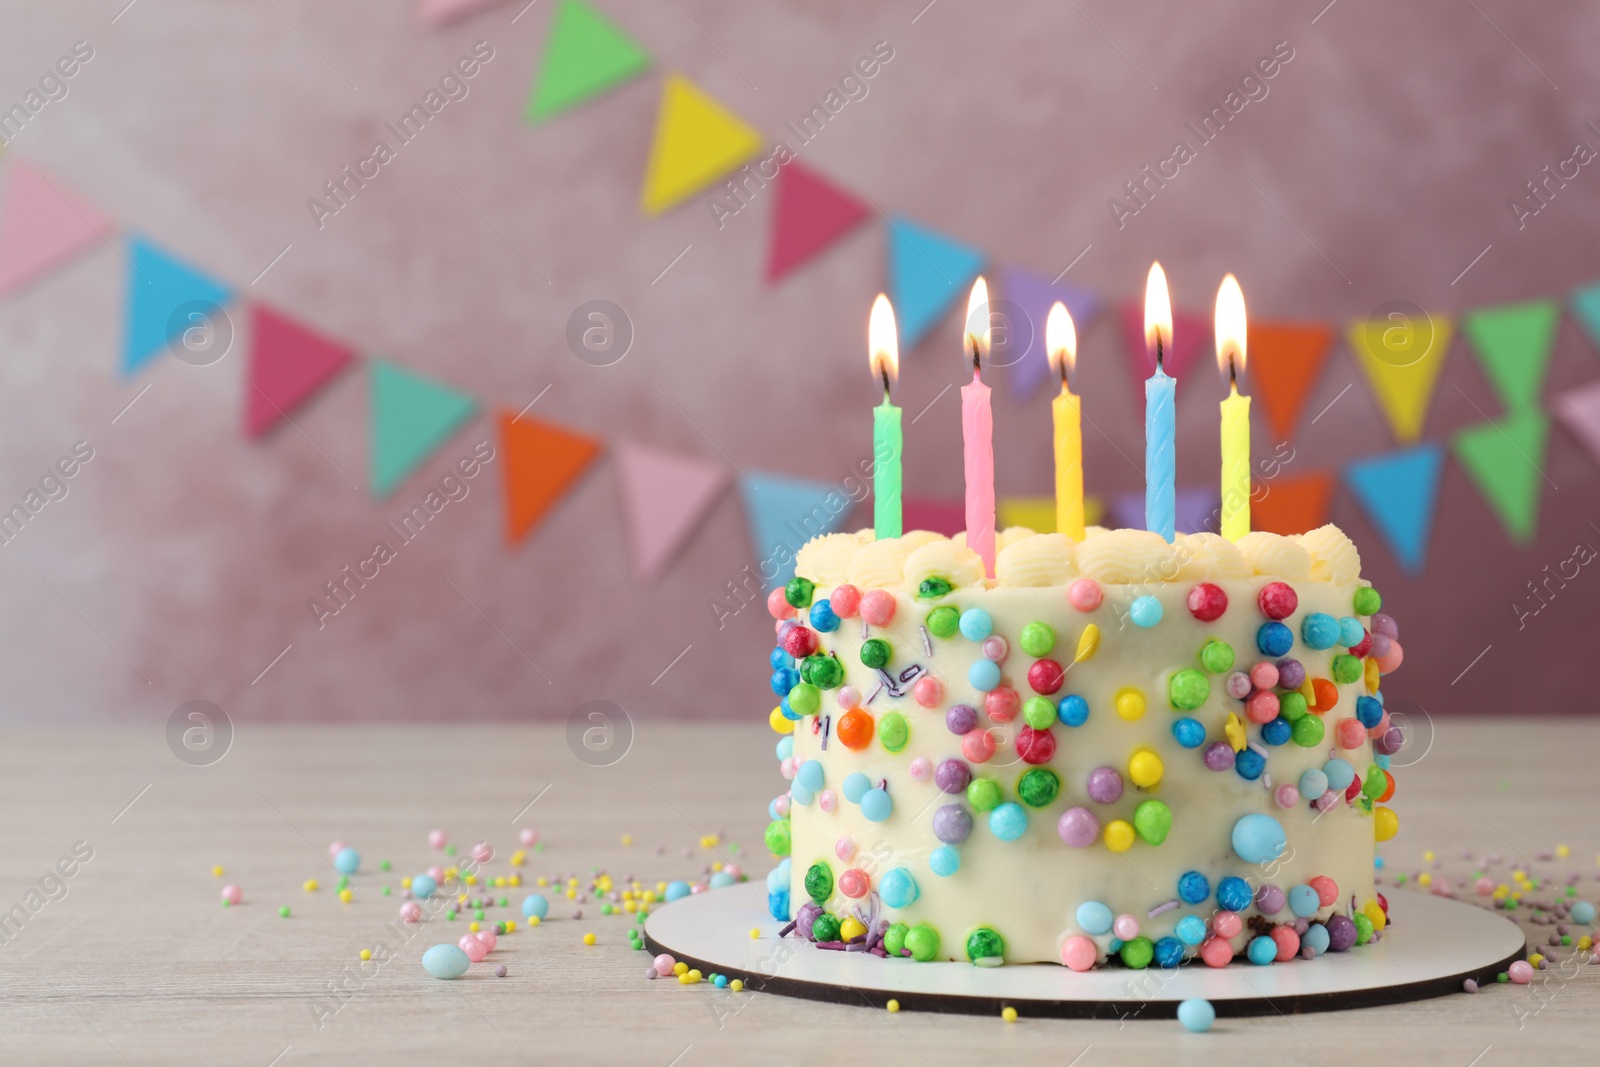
[1117,303,1211,396]
[740,471,850,581]
[122,236,233,377]
[243,305,356,438]
[1252,469,1334,536]
[1452,411,1550,543]
[1554,377,1600,468]
[1347,314,1454,443]
[1461,298,1559,412]
[1570,280,1600,354]
[0,162,114,298]
[640,75,762,215]
[1108,486,1219,536]
[997,266,1101,400]
[416,0,515,26]
[997,495,1105,533]
[501,412,602,544]
[765,161,869,282]
[615,442,729,580]
[369,359,479,498]
[526,0,651,123]
[1344,444,1444,573]
[887,216,985,351]
[1249,322,1335,442]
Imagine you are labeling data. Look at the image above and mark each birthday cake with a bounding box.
[761,523,1405,969]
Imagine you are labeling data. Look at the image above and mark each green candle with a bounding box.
[869,294,902,540]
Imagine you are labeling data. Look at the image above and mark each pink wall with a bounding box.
[0,1,1594,728]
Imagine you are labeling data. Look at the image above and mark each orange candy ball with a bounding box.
[836,709,874,750]
[1310,678,1339,713]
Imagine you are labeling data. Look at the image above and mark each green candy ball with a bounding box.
[905,923,941,961]
[925,606,960,639]
[967,777,1003,812]
[1199,639,1235,674]
[764,819,791,857]
[1279,691,1309,721]
[1291,714,1325,748]
[860,638,892,670]
[1353,912,1374,945]
[1018,622,1055,658]
[785,577,815,610]
[787,683,821,717]
[801,654,843,690]
[1331,653,1363,684]
[878,712,909,753]
[917,577,953,599]
[811,913,841,942]
[1353,586,1382,616]
[965,927,1005,963]
[1016,768,1060,808]
[883,922,909,957]
[805,862,834,903]
[1362,763,1387,800]
[1022,696,1057,731]
[1132,799,1172,845]
[1119,936,1155,969]
[1168,668,1210,711]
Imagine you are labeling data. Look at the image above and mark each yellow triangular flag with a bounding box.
[641,74,763,215]
[1347,313,1454,443]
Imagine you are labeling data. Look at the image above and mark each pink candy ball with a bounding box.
[1112,914,1139,940]
[1272,925,1301,961]
[1212,911,1243,939]
[399,902,422,922]
[981,635,1009,662]
[1224,671,1253,700]
[860,590,896,627]
[773,794,791,818]
[961,728,996,764]
[818,789,838,813]
[1061,934,1098,971]
[835,837,857,862]
[653,954,677,977]
[471,842,494,863]
[475,929,497,951]
[459,935,489,963]
[830,584,862,619]
[1200,936,1235,968]
[913,675,944,708]
[1249,661,1280,690]
[767,588,795,620]
[908,757,933,782]
[839,868,869,899]
[1335,718,1366,750]
[428,865,444,882]
[327,841,346,857]
[1508,960,1534,984]
[779,757,797,780]
[1475,876,1495,896]
[984,686,1020,723]
[1375,638,1404,674]
[836,685,861,710]
[1067,578,1102,612]
[519,828,538,847]
[1246,689,1280,725]
[1274,784,1301,809]
[429,830,447,849]
[221,885,243,905]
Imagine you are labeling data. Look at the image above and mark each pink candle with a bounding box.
[962,278,995,578]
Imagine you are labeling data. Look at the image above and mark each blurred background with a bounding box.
[0,0,1595,729]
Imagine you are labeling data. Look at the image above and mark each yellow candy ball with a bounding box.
[1114,686,1146,721]
[505,921,516,932]
[528,916,541,927]
[1417,872,1432,888]
[1558,844,1571,858]
[469,922,481,932]
[678,973,692,985]
[339,889,352,903]
[621,834,633,846]
[1373,806,1399,842]
[1128,749,1164,789]
[583,933,597,946]
[1362,900,1387,932]
[840,917,867,942]
[730,979,744,992]
[359,949,372,961]
[886,999,900,1012]
[674,962,688,976]
[1002,1006,1019,1023]
[212,866,224,877]
[770,707,795,734]
[303,880,319,892]
[1103,820,1136,853]
[749,928,761,939]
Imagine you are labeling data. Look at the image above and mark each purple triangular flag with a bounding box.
[997,265,1101,401]
[1108,486,1220,535]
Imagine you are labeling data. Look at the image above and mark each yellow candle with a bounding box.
[1216,274,1250,542]
[1046,302,1084,540]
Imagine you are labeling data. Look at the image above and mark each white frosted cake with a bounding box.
[761,524,1405,969]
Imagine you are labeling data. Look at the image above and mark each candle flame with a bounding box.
[1045,300,1077,382]
[869,293,899,394]
[1214,273,1246,385]
[1144,262,1172,369]
[964,276,991,369]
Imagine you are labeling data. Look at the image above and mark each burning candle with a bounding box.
[1216,274,1250,542]
[1143,262,1175,543]
[869,294,902,540]
[961,277,996,578]
[1046,301,1084,541]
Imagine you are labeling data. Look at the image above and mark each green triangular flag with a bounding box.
[526,0,650,123]
[370,359,478,498]
[1461,297,1559,411]
[1452,410,1550,543]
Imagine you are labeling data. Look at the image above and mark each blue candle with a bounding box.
[1143,262,1175,542]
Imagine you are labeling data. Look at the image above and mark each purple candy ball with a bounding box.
[932,804,973,844]
[1326,915,1358,952]
[1086,766,1124,804]
[1374,725,1405,756]
[795,902,823,941]
[1203,742,1235,772]
[1368,633,1393,660]
[945,704,979,735]
[934,758,972,795]
[1275,658,1306,691]
[1058,807,1100,847]
[1371,613,1398,640]
[1256,885,1286,915]
[1225,671,1252,699]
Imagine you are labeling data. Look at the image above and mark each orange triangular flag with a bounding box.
[1252,470,1335,536]
[1249,322,1335,443]
[499,411,601,544]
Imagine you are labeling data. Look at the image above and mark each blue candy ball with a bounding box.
[1355,695,1384,729]
[1288,884,1321,918]
[1177,998,1215,1032]
[1302,921,1330,955]
[929,846,961,877]
[1058,694,1090,727]
[1217,876,1252,912]
[1571,900,1597,925]
[775,735,794,761]
[879,867,919,908]
[521,892,550,919]
[1300,612,1340,650]
[968,659,1002,692]
[767,798,782,820]
[1174,914,1208,945]
[765,865,787,891]
[1338,615,1365,647]
[1323,757,1356,793]
[1234,747,1266,781]
[1375,753,1391,770]
[664,880,691,902]
[422,943,471,979]
[1232,814,1287,865]
[1256,621,1294,657]
[411,874,437,900]
[1154,936,1185,969]
[796,760,825,792]
[1172,717,1206,749]
[809,600,840,633]
[1261,717,1292,746]
[770,667,799,696]
[1177,870,1210,904]
[988,802,1028,841]
[861,787,894,822]
[842,772,873,804]
[767,888,791,920]
[779,696,800,721]
[1130,595,1164,628]
[1247,935,1277,965]
[1299,768,1328,799]
[958,608,994,641]
[769,646,792,670]
[1076,900,1113,935]
[789,783,814,806]
[333,847,361,876]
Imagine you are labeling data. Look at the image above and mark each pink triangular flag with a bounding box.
[617,442,731,582]
[416,0,515,26]
[1555,378,1600,470]
[0,162,114,297]
[1117,302,1212,395]
[765,161,869,282]
[244,305,357,438]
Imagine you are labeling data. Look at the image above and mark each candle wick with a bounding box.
[1228,353,1238,392]
[1155,334,1164,373]
[881,367,892,399]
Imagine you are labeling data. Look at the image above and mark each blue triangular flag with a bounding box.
[123,235,233,376]
[1343,443,1444,574]
[740,470,851,582]
[997,265,1101,400]
[369,359,479,498]
[1108,486,1219,535]
[1570,279,1600,355]
[887,216,984,351]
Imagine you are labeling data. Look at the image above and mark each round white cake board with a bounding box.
[643,883,1525,1018]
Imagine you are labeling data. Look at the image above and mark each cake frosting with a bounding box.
[761,524,1405,969]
